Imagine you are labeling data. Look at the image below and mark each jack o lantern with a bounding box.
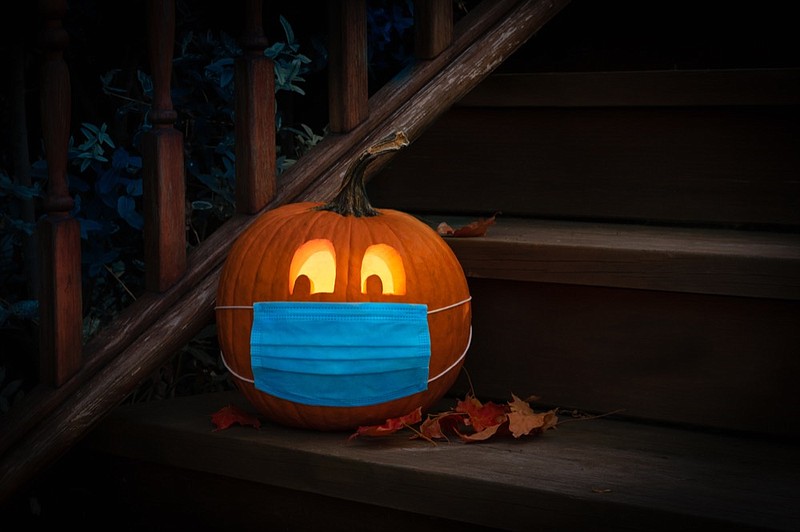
[216,131,471,431]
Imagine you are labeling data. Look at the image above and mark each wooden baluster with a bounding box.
[143,0,186,292]
[37,0,82,387]
[328,0,368,133]
[414,0,453,59]
[235,0,275,214]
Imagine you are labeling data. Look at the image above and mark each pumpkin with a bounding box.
[216,132,471,431]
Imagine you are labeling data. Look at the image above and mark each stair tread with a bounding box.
[86,391,800,532]
[424,215,800,299]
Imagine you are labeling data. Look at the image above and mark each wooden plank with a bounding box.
[8,450,489,530]
[143,0,186,292]
[328,0,368,132]
[431,217,800,300]
[234,0,275,214]
[450,278,800,438]
[414,0,453,59]
[458,69,800,107]
[367,106,800,227]
[83,391,800,531]
[37,0,82,387]
[37,218,82,387]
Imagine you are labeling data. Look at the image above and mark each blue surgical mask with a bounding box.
[217,298,471,407]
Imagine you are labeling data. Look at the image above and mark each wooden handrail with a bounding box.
[0,0,571,503]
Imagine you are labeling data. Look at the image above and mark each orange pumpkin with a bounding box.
[216,132,471,431]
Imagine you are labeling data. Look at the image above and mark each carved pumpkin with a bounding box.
[216,132,471,431]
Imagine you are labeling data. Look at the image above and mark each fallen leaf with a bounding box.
[436,222,455,236]
[506,394,558,438]
[454,422,504,442]
[211,404,261,431]
[455,394,507,432]
[349,407,423,439]
[419,411,464,440]
[437,213,498,237]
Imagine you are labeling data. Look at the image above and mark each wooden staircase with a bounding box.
[3,1,799,530]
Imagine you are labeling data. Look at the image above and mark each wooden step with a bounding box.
[429,215,800,300]
[75,391,799,531]
[424,217,800,438]
[367,69,800,229]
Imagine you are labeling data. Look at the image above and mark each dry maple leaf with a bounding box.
[351,391,559,443]
[455,394,507,432]
[454,422,505,442]
[349,407,422,439]
[437,213,498,238]
[211,404,261,431]
[418,411,463,440]
[506,394,558,438]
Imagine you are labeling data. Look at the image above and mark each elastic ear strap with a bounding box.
[427,296,472,315]
[220,349,255,384]
[428,326,472,383]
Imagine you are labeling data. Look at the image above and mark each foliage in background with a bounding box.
[0,1,419,404]
[367,0,415,88]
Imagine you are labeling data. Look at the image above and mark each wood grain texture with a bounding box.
[328,0,368,132]
[37,0,82,386]
[367,106,800,227]
[142,128,186,292]
[37,217,82,387]
[234,56,275,213]
[143,0,186,292]
[83,391,800,531]
[414,0,452,59]
[434,216,800,300]
[449,278,800,438]
[458,69,800,107]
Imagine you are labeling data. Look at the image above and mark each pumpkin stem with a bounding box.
[317,131,410,217]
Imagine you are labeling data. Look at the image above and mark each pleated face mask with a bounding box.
[249,301,431,407]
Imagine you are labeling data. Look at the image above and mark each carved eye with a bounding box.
[289,239,336,294]
[360,244,406,295]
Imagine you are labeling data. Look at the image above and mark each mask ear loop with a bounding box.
[426,325,471,384]
[216,296,473,386]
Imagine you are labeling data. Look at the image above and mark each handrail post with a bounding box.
[414,0,453,59]
[37,0,82,387]
[328,0,368,133]
[235,0,275,214]
[143,0,186,292]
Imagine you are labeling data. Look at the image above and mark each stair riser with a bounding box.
[450,278,800,438]
[369,106,800,229]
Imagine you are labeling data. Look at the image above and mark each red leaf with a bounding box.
[455,394,507,432]
[418,412,464,440]
[349,408,423,439]
[438,213,498,238]
[454,422,505,442]
[211,404,261,431]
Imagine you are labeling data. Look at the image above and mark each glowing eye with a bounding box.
[289,239,336,294]
[361,244,406,295]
